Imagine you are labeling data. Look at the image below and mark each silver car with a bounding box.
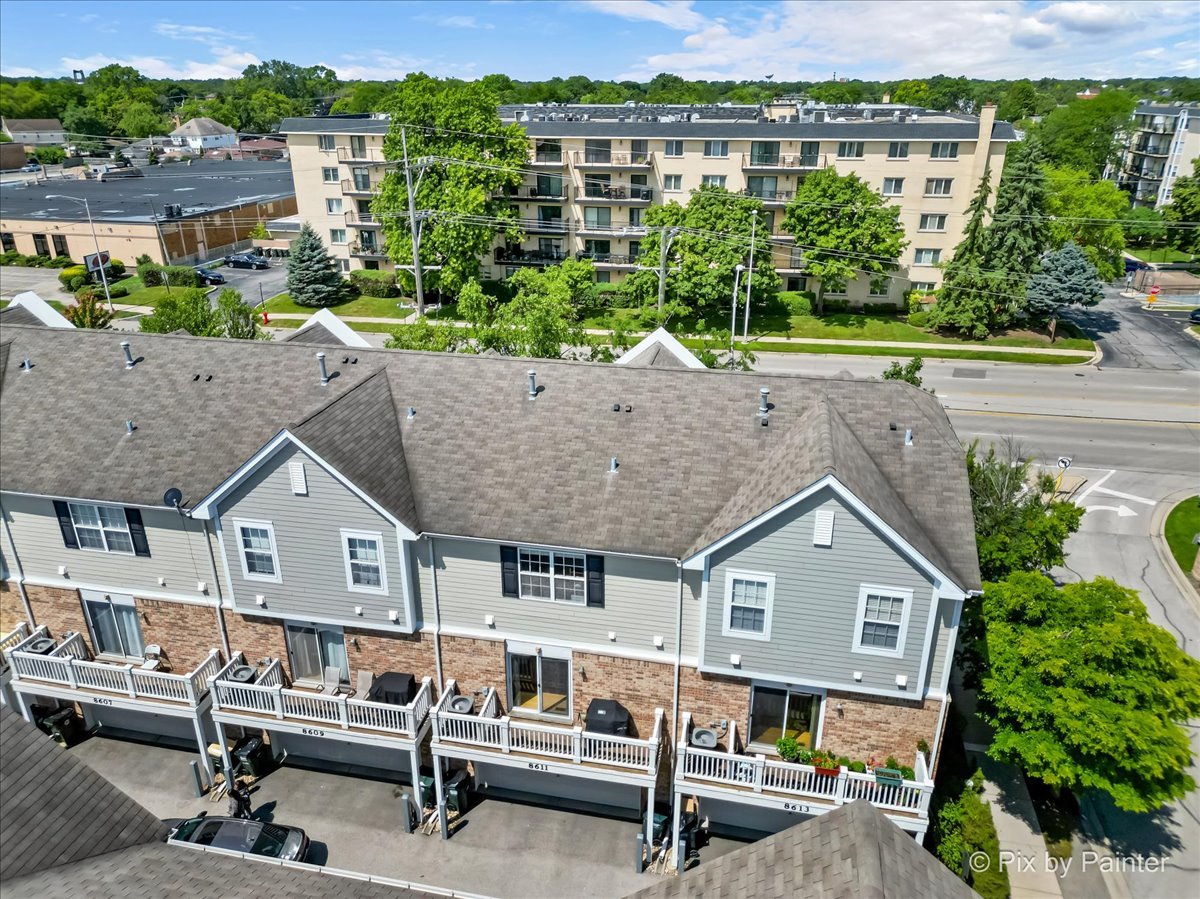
[167,815,309,861]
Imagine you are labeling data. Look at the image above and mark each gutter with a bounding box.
[428,537,444,692]
[1,507,35,629]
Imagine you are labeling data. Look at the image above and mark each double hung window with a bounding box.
[723,571,774,639]
[235,520,280,582]
[853,586,912,656]
[519,548,586,603]
[69,503,133,553]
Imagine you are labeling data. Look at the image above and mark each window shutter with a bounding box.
[813,510,835,547]
[125,508,151,557]
[500,545,519,598]
[585,555,605,608]
[53,500,78,550]
[288,460,308,495]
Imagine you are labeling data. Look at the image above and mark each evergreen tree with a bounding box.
[1025,241,1103,338]
[980,144,1051,325]
[286,223,347,308]
[928,167,997,338]
[1164,158,1200,254]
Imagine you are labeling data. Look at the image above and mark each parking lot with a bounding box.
[68,733,739,898]
[0,265,66,300]
[215,256,288,306]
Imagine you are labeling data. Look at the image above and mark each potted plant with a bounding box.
[810,749,841,777]
[775,736,804,763]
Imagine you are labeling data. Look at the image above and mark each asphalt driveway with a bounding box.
[0,265,66,301]
[212,259,288,306]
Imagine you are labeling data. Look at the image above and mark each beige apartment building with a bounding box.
[281,101,1015,304]
[1111,102,1200,209]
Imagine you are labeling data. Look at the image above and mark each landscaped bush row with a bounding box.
[137,261,199,288]
[1,251,76,268]
[931,770,1010,899]
[349,269,401,298]
[57,260,126,292]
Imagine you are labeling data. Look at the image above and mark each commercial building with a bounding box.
[1112,102,1200,209]
[281,100,1015,303]
[1,319,979,850]
[0,160,296,265]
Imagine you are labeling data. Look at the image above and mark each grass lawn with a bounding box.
[116,285,178,306]
[263,292,412,319]
[1129,247,1195,264]
[678,338,1093,365]
[1164,496,1200,575]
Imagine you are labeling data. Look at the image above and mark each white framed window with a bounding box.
[318,135,336,152]
[722,570,775,641]
[925,178,953,196]
[508,642,571,718]
[852,585,913,657]
[518,548,586,604]
[338,259,351,272]
[81,589,143,659]
[911,281,937,293]
[837,141,864,159]
[664,140,684,157]
[868,278,890,298]
[919,213,947,231]
[322,167,338,183]
[701,174,727,188]
[887,141,909,159]
[68,503,133,554]
[286,621,347,684]
[326,198,343,215]
[234,519,281,583]
[663,174,682,192]
[330,228,347,244]
[914,248,941,265]
[824,280,848,296]
[930,141,959,159]
[748,685,822,749]
[703,140,728,158]
[882,177,904,196]
[341,529,388,594]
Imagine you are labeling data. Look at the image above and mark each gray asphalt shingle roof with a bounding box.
[0,325,980,590]
[278,322,345,345]
[0,304,43,328]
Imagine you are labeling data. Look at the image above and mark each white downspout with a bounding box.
[200,518,232,660]
[1,507,35,628]
[672,563,684,740]
[428,536,444,691]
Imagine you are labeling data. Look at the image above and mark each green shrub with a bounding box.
[0,249,22,266]
[107,258,126,278]
[479,278,515,303]
[137,261,165,286]
[822,298,850,313]
[135,254,154,267]
[906,289,931,314]
[778,290,814,316]
[848,760,867,773]
[108,284,129,299]
[74,286,99,303]
[908,311,930,328]
[349,269,400,298]
[27,255,52,268]
[775,737,804,762]
[59,265,89,291]
[163,265,200,287]
[862,302,900,315]
[68,275,88,291]
[50,255,75,268]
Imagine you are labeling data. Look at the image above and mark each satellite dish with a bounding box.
[163,487,184,509]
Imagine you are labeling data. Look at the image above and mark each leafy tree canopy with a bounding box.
[63,291,112,329]
[881,356,927,389]
[1121,206,1167,248]
[1044,166,1129,280]
[138,288,223,336]
[1032,90,1136,177]
[1163,157,1200,254]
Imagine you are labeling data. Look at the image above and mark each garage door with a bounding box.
[270,732,411,780]
[474,762,641,813]
[82,705,214,747]
[695,796,814,839]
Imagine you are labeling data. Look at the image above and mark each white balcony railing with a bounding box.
[0,623,31,669]
[431,679,663,776]
[209,656,432,740]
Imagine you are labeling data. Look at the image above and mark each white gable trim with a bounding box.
[295,308,372,348]
[681,474,967,599]
[614,327,705,369]
[8,292,74,328]
[190,429,417,540]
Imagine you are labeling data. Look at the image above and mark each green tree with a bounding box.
[215,288,269,339]
[929,167,999,338]
[970,572,1200,813]
[1025,242,1104,336]
[881,356,927,389]
[116,100,167,138]
[1163,158,1200,254]
[375,73,528,305]
[139,288,222,336]
[329,81,394,115]
[890,79,931,107]
[63,291,112,329]
[965,439,1084,582]
[1033,90,1136,176]
[32,146,65,164]
[925,76,975,113]
[783,168,907,313]
[1044,167,1129,280]
[249,222,270,239]
[1121,206,1167,248]
[384,317,466,352]
[980,144,1051,323]
[997,80,1039,122]
[241,89,301,132]
[286,223,347,307]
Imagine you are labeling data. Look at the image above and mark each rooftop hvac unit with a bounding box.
[449,695,475,714]
[690,727,719,749]
[226,664,257,684]
[165,203,182,218]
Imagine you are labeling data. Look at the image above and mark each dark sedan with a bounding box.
[167,815,309,862]
[1189,308,1200,324]
[223,253,269,270]
[196,267,226,285]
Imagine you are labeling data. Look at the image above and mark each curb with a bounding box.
[1151,491,1200,620]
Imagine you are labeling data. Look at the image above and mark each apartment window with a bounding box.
[318,135,335,152]
[584,139,612,164]
[32,234,49,256]
[747,175,778,199]
[534,139,562,163]
[68,503,133,553]
[537,238,562,257]
[799,141,820,166]
[583,207,611,229]
[535,174,563,198]
[338,259,351,272]
[701,174,727,189]
[703,140,729,158]
[537,205,563,225]
[596,271,611,283]
[235,519,281,582]
[930,141,959,159]
[630,139,649,164]
[760,210,775,233]
[508,647,570,718]
[584,239,611,258]
[837,141,864,159]
[748,686,819,748]
[518,548,586,603]
[663,174,682,192]
[853,586,912,656]
[342,530,387,594]
[326,198,343,215]
[911,281,937,293]
[882,177,904,196]
[722,570,775,640]
[0,232,14,252]
[584,173,611,198]
[869,277,890,297]
[330,228,347,244]
[925,178,953,196]
[887,142,909,159]
[750,141,779,165]
[52,234,69,257]
[82,590,143,659]
[322,167,338,184]
[349,135,366,158]
[628,207,643,227]
[919,213,947,231]
[824,279,848,296]
[914,248,941,265]
[664,140,684,157]
[286,622,348,684]
[628,239,641,257]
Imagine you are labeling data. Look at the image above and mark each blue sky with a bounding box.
[1,0,1196,82]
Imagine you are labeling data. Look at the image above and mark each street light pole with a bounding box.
[400,126,426,316]
[730,264,744,369]
[49,194,112,312]
[657,226,680,313]
[743,211,757,342]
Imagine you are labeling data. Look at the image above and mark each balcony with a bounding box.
[495,248,567,267]
[530,152,565,168]
[576,252,638,268]
[1,623,30,671]
[505,185,571,202]
[337,146,388,165]
[521,216,570,235]
[345,211,383,228]
[573,151,652,169]
[742,188,793,206]
[342,178,381,197]
[742,154,826,171]
[1132,145,1171,157]
[581,186,654,204]
[350,241,388,260]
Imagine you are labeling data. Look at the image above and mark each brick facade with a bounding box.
[572,652,674,739]
[344,626,436,689]
[439,634,507,702]
[135,599,223,671]
[818,690,942,767]
[1,582,28,634]
[677,667,752,743]
[222,611,289,674]
[25,584,89,646]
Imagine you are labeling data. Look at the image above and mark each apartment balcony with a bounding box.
[337,146,388,165]
[529,152,566,168]
[209,654,434,750]
[1132,144,1172,157]
[345,211,383,228]
[572,151,653,170]
[742,154,826,172]
[431,679,663,788]
[741,188,794,207]
[342,178,381,197]
[350,241,388,260]
[576,252,638,268]
[581,186,654,204]
[520,217,570,235]
[0,622,30,671]
[495,248,567,267]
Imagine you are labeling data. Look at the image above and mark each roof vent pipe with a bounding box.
[610,456,619,474]
[20,358,32,371]
[904,428,914,446]
[527,369,537,400]
[407,406,416,420]
[757,387,770,417]
[317,352,330,386]
[121,341,134,369]
[125,420,136,436]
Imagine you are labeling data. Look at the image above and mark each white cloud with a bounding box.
[1039,1,1133,33]
[153,22,248,46]
[438,15,495,29]
[57,50,260,80]
[582,0,708,31]
[324,51,431,80]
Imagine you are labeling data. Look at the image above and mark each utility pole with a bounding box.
[657,226,680,313]
[730,264,744,369]
[400,126,426,316]
[743,211,757,341]
[149,202,172,295]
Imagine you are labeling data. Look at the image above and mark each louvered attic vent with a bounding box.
[289,461,308,495]
[813,509,835,547]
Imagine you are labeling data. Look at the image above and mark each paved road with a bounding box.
[0,266,66,300]
[213,260,288,307]
[1067,286,1199,371]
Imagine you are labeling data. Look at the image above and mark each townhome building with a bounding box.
[0,320,979,852]
[1110,102,1200,209]
[280,99,1014,305]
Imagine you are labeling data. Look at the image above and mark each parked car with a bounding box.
[196,267,226,286]
[223,253,269,270]
[167,815,309,861]
[19,163,41,173]
[1189,309,1200,324]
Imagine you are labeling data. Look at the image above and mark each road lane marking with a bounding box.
[1077,470,1117,502]
[1084,505,1138,518]
[1089,486,1157,506]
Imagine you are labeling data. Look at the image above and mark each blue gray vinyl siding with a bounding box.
[1,491,216,600]
[411,536,687,656]
[216,445,416,631]
[703,487,935,697]
[926,596,959,692]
